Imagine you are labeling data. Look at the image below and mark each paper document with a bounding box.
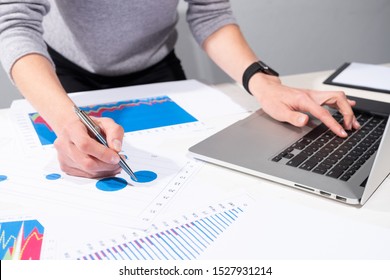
[10,80,248,152]
[324,62,390,94]
[0,146,203,230]
[3,80,250,230]
[56,195,252,260]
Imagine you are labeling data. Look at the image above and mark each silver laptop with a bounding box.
[189,96,390,205]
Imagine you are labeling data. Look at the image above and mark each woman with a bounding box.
[0,0,359,178]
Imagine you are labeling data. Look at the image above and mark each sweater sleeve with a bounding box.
[0,0,52,80]
[185,0,237,46]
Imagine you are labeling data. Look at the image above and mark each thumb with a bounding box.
[282,110,309,127]
[262,102,309,128]
[92,117,124,152]
[109,138,123,153]
[106,129,123,153]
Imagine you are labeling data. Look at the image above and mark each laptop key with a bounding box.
[299,160,318,171]
[313,167,327,174]
[323,157,338,165]
[345,169,357,176]
[303,145,320,153]
[340,174,351,181]
[304,124,328,140]
[328,152,342,161]
[286,153,308,167]
[310,155,324,162]
[318,162,332,170]
[301,149,314,156]
[335,162,349,171]
[318,137,329,144]
[283,153,294,159]
[272,155,282,162]
[326,167,345,179]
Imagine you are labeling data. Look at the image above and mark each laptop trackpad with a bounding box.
[239,110,316,155]
[189,109,319,165]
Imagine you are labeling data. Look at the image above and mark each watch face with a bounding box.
[258,61,279,77]
[243,61,279,94]
[258,61,269,69]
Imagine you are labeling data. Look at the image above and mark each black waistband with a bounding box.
[46,44,186,92]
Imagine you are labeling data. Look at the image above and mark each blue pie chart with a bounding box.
[132,170,158,183]
[46,173,61,180]
[96,177,128,192]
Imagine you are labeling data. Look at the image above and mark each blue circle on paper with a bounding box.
[132,170,157,183]
[0,175,8,182]
[46,173,61,180]
[96,177,128,192]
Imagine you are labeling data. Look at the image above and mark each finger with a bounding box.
[57,147,122,178]
[309,90,359,130]
[54,120,122,177]
[260,96,309,127]
[61,164,122,178]
[333,96,356,130]
[352,115,361,130]
[347,99,356,107]
[261,90,339,133]
[72,132,120,165]
[347,99,361,130]
[58,139,122,174]
[92,117,124,152]
[277,107,309,127]
[304,100,348,137]
[73,146,122,173]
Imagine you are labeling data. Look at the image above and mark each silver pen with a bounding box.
[73,105,138,181]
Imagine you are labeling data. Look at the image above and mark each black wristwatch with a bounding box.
[242,61,279,95]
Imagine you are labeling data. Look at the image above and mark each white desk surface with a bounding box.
[1,69,390,259]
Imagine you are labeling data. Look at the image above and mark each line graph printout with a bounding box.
[59,197,251,260]
[28,96,197,146]
[10,80,248,151]
[0,219,45,260]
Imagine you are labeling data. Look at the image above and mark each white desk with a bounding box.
[1,69,390,260]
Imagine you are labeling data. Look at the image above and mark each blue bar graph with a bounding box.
[29,96,197,145]
[77,206,244,260]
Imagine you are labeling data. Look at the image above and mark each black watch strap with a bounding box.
[242,61,279,95]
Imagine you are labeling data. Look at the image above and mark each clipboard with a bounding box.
[324,62,390,94]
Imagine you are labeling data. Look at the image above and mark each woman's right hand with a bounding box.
[54,116,125,178]
[11,54,126,178]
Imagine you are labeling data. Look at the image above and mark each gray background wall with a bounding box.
[1,0,389,108]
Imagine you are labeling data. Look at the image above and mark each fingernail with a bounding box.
[298,115,306,125]
[354,120,361,129]
[340,128,347,137]
[111,155,120,164]
[113,139,122,152]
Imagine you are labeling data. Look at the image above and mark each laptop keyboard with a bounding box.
[272,111,388,182]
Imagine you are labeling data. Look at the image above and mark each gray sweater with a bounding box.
[0,0,236,78]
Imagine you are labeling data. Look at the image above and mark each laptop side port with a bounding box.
[319,191,331,197]
[336,195,347,202]
[294,184,314,192]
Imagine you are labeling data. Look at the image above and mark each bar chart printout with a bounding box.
[63,199,249,260]
[29,96,197,145]
[0,220,45,260]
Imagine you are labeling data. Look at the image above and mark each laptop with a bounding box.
[189,96,390,205]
